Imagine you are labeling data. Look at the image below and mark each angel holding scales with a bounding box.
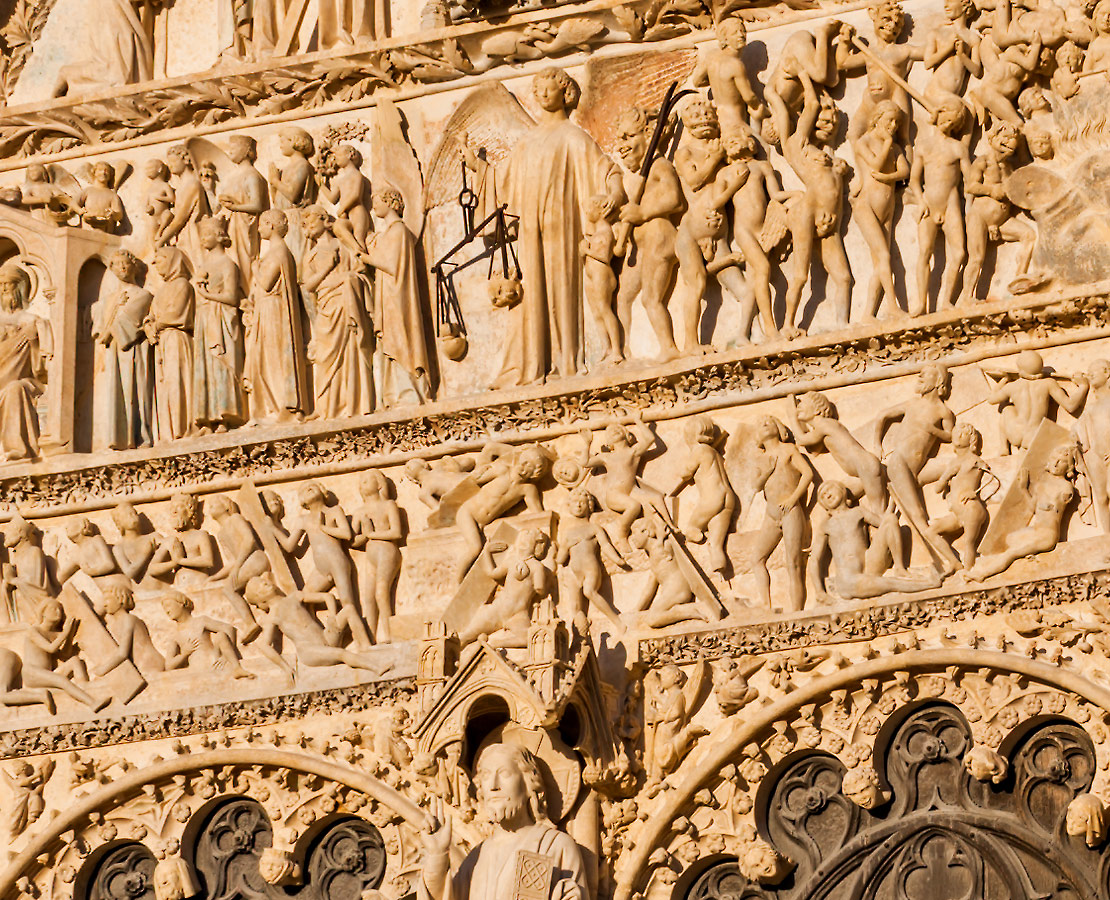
[460,67,624,388]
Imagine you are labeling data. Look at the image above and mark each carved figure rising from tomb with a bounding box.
[874,363,961,572]
[669,416,736,575]
[807,481,940,601]
[836,2,922,144]
[631,517,705,629]
[243,573,392,684]
[146,246,195,443]
[556,486,625,629]
[293,482,372,649]
[0,263,50,462]
[646,662,708,782]
[206,494,267,634]
[792,391,886,511]
[2,516,52,622]
[749,415,813,612]
[584,418,658,554]
[613,107,682,363]
[454,443,548,581]
[94,250,154,450]
[459,528,552,647]
[769,79,852,336]
[162,146,212,263]
[18,599,105,711]
[850,100,909,320]
[192,216,245,431]
[160,590,252,679]
[150,492,217,592]
[420,743,589,900]
[57,517,118,584]
[1078,359,1110,532]
[968,441,1080,580]
[351,470,403,645]
[908,98,971,315]
[318,144,372,257]
[961,122,1038,303]
[983,350,1088,454]
[302,205,373,419]
[924,0,982,105]
[580,193,622,367]
[244,209,308,425]
[693,17,763,138]
[360,188,432,408]
[465,67,623,385]
[930,423,998,568]
[109,502,160,587]
[404,456,476,511]
[51,0,152,97]
[144,159,175,249]
[93,583,166,678]
[77,162,126,233]
[714,129,785,343]
[217,135,269,296]
[2,758,54,834]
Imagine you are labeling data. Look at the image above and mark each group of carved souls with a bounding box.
[2,128,431,457]
[456,0,1101,380]
[1,352,1109,711]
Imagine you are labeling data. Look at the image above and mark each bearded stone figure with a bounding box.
[420,742,589,900]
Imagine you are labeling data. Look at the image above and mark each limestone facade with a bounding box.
[1,0,1110,898]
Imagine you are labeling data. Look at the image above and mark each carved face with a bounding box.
[110,255,135,284]
[229,137,254,165]
[475,745,532,826]
[1048,446,1075,477]
[874,8,904,41]
[0,274,23,313]
[1089,359,1110,388]
[112,503,141,533]
[94,163,113,185]
[533,73,568,113]
[1027,129,1053,159]
[617,127,647,170]
[944,0,966,20]
[817,481,848,510]
[718,18,746,50]
[989,126,1019,158]
[684,104,721,141]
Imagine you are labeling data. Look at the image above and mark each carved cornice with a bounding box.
[0,0,864,164]
[639,567,1109,665]
[0,678,415,759]
[1,286,1106,513]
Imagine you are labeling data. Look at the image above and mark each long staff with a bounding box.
[848,33,937,116]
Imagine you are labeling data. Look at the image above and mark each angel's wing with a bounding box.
[184,137,237,187]
[683,658,711,716]
[422,81,535,212]
[576,50,698,159]
[372,100,425,237]
[46,164,81,196]
[113,162,134,190]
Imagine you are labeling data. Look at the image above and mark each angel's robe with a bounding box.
[0,311,50,461]
[431,823,589,900]
[93,284,153,450]
[58,0,153,92]
[489,117,618,387]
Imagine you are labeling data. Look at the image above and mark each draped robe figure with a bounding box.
[245,211,309,423]
[0,266,51,462]
[361,192,430,408]
[147,248,194,442]
[302,207,374,418]
[471,70,621,387]
[193,220,245,430]
[94,253,153,450]
[54,0,153,96]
